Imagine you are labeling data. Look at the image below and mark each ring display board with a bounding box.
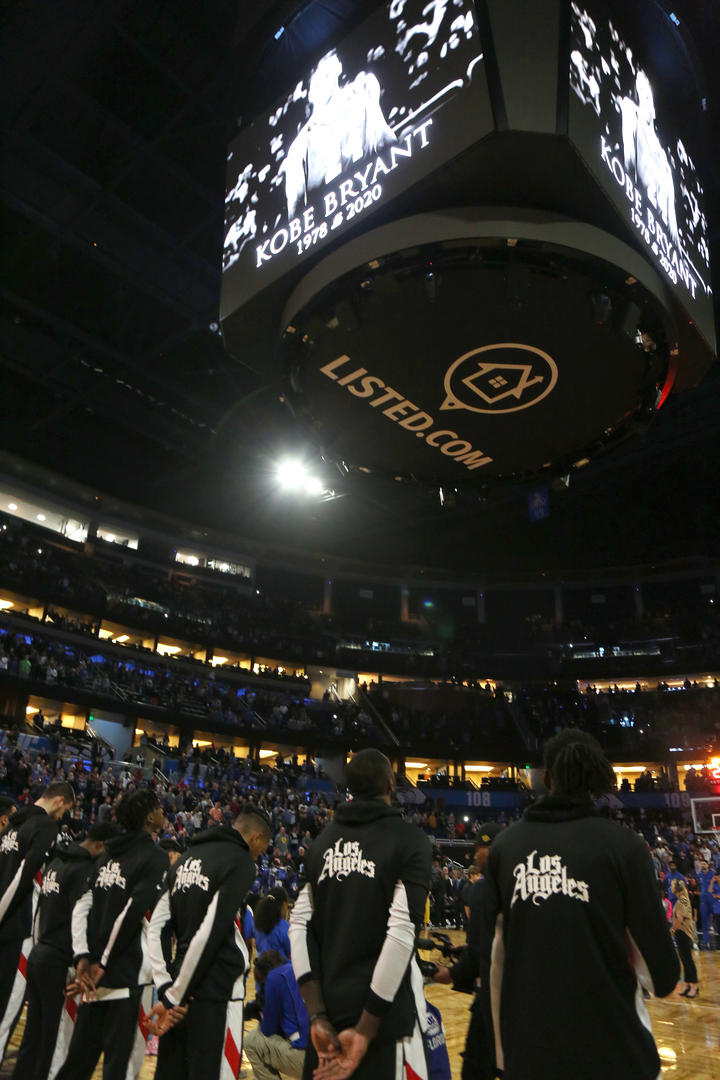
[220,0,493,317]
[568,0,715,352]
[281,213,675,483]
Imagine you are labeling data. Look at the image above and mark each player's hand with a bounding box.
[149,1001,188,1035]
[313,1028,369,1080]
[310,1015,341,1060]
[167,1004,188,1028]
[433,964,453,985]
[70,958,99,1000]
[146,1002,171,1036]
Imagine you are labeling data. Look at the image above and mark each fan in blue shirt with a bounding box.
[244,951,309,1080]
[254,885,291,959]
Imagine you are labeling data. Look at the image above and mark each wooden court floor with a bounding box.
[3,937,719,1079]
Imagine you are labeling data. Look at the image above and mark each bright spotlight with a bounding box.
[276,459,308,490]
[275,457,335,499]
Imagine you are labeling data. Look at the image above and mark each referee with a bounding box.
[290,748,432,1080]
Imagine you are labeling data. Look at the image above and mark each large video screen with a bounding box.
[568,0,715,350]
[220,0,491,318]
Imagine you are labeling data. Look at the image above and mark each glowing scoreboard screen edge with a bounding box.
[220,0,492,318]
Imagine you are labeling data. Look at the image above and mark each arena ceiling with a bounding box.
[1,0,719,576]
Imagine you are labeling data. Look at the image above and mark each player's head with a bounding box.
[0,797,17,833]
[159,837,184,866]
[37,781,76,820]
[85,820,121,858]
[543,729,616,801]
[116,790,163,834]
[308,50,342,109]
[235,804,273,858]
[635,70,655,122]
[344,748,395,801]
[473,822,502,873]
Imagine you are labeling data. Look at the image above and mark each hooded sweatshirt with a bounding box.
[34,839,95,966]
[289,799,431,1042]
[0,804,59,943]
[72,830,168,990]
[480,796,680,1080]
[147,824,257,1005]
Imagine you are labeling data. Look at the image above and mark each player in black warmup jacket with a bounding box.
[0,780,75,1061]
[146,804,272,1080]
[290,748,432,1080]
[10,820,120,1080]
[480,729,680,1080]
[55,790,168,1080]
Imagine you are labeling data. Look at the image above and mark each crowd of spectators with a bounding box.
[0,626,384,748]
[514,679,720,754]
[3,511,720,684]
[4,616,720,765]
[2,514,720,765]
[1,721,719,945]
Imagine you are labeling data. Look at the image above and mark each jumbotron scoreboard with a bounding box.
[220,0,715,487]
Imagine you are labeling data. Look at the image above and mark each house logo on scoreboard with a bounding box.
[440,343,558,415]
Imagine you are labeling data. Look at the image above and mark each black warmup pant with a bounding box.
[676,931,698,983]
[461,994,495,1080]
[10,949,67,1080]
[0,938,24,1061]
[154,997,244,1080]
[54,989,142,1080]
[302,1037,396,1080]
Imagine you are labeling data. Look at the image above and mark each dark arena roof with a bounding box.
[2,0,719,578]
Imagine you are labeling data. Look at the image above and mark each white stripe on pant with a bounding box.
[0,936,32,1061]
[395,1019,428,1080]
[220,999,245,1080]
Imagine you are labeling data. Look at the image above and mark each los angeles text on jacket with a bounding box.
[290,799,432,1042]
[71,830,168,990]
[0,804,59,943]
[147,824,257,1005]
[480,798,680,1080]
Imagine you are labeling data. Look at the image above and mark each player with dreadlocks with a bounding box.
[480,728,679,1080]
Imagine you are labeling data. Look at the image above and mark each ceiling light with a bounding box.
[405,762,428,769]
[36,513,46,522]
[113,635,129,643]
[7,503,17,511]
[276,458,308,490]
[0,600,14,610]
[465,765,495,772]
